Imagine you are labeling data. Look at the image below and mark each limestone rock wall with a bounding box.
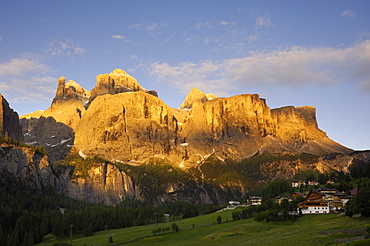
[89,69,158,104]
[0,94,24,141]
[0,145,54,191]
[74,88,351,168]
[75,92,181,163]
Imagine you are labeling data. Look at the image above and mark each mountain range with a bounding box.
[1,68,369,205]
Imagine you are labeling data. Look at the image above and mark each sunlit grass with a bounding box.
[37,210,370,246]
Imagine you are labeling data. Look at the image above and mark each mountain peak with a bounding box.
[109,68,128,75]
[89,69,158,104]
[0,94,23,141]
[54,77,90,103]
[180,87,218,109]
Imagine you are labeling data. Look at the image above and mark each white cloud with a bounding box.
[112,35,126,39]
[74,47,85,54]
[129,24,142,29]
[128,22,167,35]
[0,55,56,105]
[195,22,212,30]
[255,15,272,28]
[0,55,50,77]
[220,21,236,27]
[150,40,370,95]
[49,39,85,56]
[340,10,356,19]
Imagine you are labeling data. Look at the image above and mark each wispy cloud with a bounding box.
[255,15,272,28]
[112,35,126,39]
[150,40,370,95]
[0,55,49,77]
[219,21,236,27]
[195,22,212,30]
[0,55,56,105]
[111,34,133,43]
[340,10,356,19]
[49,39,86,56]
[129,23,142,29]
[128,22,167,36]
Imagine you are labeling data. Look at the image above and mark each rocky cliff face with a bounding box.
[20,77,90,162]
[89,69,158,105]
[0,94,24,141]
[12,68,364,205]
[43,76,90,130]
[74,87,351,168]
[180,87,218,109]
[0,144,54,191]
[75,92,181,164]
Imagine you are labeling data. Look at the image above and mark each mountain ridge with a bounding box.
[4,68,364,205]
[20,69,351,166]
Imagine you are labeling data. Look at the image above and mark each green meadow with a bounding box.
[37,208,370,246]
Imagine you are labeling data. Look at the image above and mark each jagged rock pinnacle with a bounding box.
[180,87,218,109]
[89,69,158,104]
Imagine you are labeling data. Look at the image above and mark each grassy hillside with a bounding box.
[37,209,370,246]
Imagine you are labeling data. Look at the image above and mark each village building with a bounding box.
[275,195,294,204]
[291,180,306,188]
[227,201,242,209]
[298,190,329,214]
[246,196,262,206]
[298,187,350,214]
[291,192,306,198]
[307,180,319,186]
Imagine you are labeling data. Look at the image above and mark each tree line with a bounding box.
[0,171,220,246]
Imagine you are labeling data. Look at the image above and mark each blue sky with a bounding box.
[0,0,369,150]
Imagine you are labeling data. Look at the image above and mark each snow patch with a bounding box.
[60,138,72,144]
[25,141,37,145]
[180,143,189,147]
[79,150,87,158]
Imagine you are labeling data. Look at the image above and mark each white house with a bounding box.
[246,196,262,206]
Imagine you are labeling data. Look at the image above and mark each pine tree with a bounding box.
[22,231,34,246]
[0,224,5,246]
[83,223,93,236]
[8,230,20,246]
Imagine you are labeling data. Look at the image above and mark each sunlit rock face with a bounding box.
[0,94,24,141]
[89,69,158,105]
[270,106,349,155]
[75,91,182,163]
[20,69,351,166]
[43,76,90,130]
[74,86,351,168]
[20,77,90,162]
[180,87,218,109]
[6,69,362,206]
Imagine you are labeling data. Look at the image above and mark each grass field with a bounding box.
[37,209,370,246]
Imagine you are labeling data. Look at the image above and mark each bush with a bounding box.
[216,215,222,224]
[171,223,179,233]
